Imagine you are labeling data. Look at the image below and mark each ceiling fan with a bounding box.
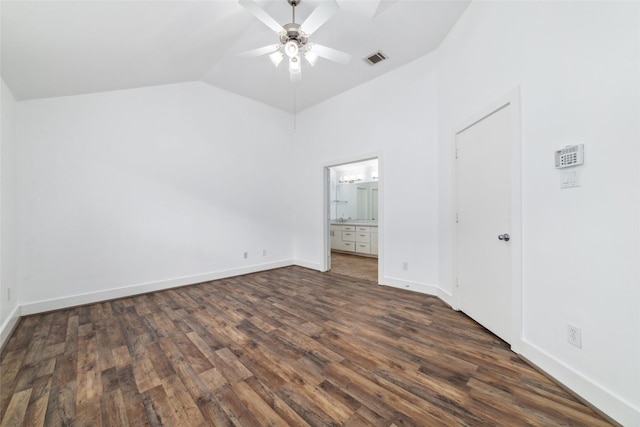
[238,0,351,82]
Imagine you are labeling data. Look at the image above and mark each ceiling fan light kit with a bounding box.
[239,0,351,82]
[269,51,284,67]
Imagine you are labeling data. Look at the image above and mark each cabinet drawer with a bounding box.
[356,232,371,243]
[342,231,355,242]
[340,241,355,252]
[356,226,370,232]
[342,225,355,232]
[355,242,371,254]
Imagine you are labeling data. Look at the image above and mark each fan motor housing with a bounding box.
[280,23,307,46]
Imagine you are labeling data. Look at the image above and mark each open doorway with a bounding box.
[325,158,379,283]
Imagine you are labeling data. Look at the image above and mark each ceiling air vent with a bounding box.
[365,51,387,65]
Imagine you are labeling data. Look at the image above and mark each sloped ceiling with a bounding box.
[1,0,470,113]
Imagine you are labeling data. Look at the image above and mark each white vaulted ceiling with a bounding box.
[1,0,470,113]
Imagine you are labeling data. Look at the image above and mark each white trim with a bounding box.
[19,260,294,316]
[323,153,384,284]
[381,276,439,296]
[519,339,640,426]
[377,154,385,285]
[293,259,322,271]
[451,88,523,351]
[0,304,21,350]
[436,288,455,308]
[322,167,331,272]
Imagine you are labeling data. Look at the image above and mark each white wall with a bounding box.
[1,1,638,424]
[14,82,295,313]
[292,53,441,295]
[436,2,639,424]
[1,77,19,343]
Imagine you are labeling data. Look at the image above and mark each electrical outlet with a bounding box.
[7,288,10,301]
[402,262,408,271]
[262,249,267,257]
[243,252,248,259]
[567,324,582,348]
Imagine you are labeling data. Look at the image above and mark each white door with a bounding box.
[456,104,513,343]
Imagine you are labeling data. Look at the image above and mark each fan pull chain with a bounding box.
[293,88,297,132]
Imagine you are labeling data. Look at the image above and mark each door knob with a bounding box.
[498,233,510,242]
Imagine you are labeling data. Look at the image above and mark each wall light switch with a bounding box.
[561,168,581,189]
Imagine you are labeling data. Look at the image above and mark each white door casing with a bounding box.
[454,90,522,348]
[324,155,383,284]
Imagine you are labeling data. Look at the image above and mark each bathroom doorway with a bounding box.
[325,158,380,283]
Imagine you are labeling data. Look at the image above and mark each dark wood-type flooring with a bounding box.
[1,266,611,426]
[330,252,378,283]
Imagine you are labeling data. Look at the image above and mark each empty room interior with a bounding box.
[1,0,639,425]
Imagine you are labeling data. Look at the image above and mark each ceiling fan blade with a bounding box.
[238,44,280,58]
[373,0,399,18]
[300,0,339,35]
[239,0,284,33]
[308,44,351,65]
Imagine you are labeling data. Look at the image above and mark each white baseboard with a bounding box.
[293,259,323,271]
[0,304,21,350]
[437,288,455,308]
[20,260,295,316]
[519,339,639,426]
[380,276,439,296]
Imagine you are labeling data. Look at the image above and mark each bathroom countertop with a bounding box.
[330,221,378,227]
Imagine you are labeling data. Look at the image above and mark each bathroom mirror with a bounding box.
[335,181,378,220]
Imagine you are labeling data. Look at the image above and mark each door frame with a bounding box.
[323,153,383,285]
[452,88,522,351]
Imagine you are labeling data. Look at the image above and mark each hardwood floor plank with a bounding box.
[156,338,214,407]
[232,381,289,426]
[0,389,31,427]
[198,366,229,392]
[22,314,54,368]
[144,341,176,380]
[45,311,71,348]
[214,347,253,381]
[111,345,132,369]
[23,375,51,426]
[170,331,213,375]
[100,366,120,394]
[160,375,209,427]
[272,393,312,427]
[288,380,355,424]
[0,354,23,421]
[214,386,262,427]
[276,383,343,427]
[100,389,130,427]
[44,380,76,427]
[131,356,163,394]
[141,385,177,427]
[117,365,150,426]
[95,324,116,372]
[76,397,103,427]
[1,266,613,426]
[76,325,103,407]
